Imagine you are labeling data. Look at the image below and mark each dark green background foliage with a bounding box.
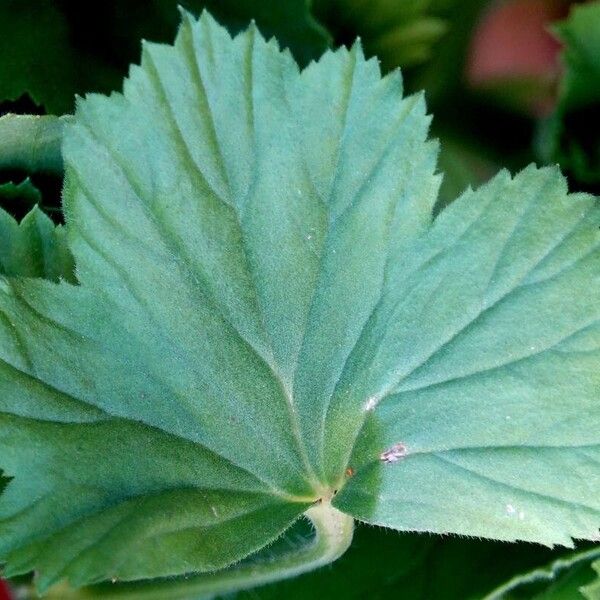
[1,0,598,216]
[0,0,329,114]
[539,2,600,186]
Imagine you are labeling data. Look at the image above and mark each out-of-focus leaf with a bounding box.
[582,560,600,599]
[0,0,330,114]
[539,2,600,188]
[314,0,447,70]
[408,0,483,101]
[435,136,498,210]
[0,0,117,115]
[0,179,42,214]
[0,115,64,174]
[483,546,600,600]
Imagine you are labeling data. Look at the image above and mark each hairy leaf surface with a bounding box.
[0,9,598,592]
[333,166,600,545]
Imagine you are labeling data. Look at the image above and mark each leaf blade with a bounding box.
[333,166,600,545]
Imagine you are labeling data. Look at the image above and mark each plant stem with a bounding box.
[31,502,353,599]
[0,114,66,175]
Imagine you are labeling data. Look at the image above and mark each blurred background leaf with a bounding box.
[314,0,448,70]
[582,561,600,599]
[0,0,330,116]
[537,1,600,189]
[482,546,600,599]
[0,178,42,218]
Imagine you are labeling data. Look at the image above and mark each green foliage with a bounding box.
[33,527,595,598]
[0,115,64,174]
[483,547,600,600]
[315,0,447,70]
[0,203,73,281]
[540,2,600,187]
[333,165,600,545]
[0,175,72,282]
[0,179,42,214]
[0,1,106,115]
[0,8,598,597]
[0,0,329,114]
[582,560,600,599]
[40,507,352,598]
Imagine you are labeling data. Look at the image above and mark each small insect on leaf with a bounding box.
[380,443,407,464]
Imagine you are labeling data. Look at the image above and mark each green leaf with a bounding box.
[0,114,64,175]
[0,176,72,281]
[483,547,600,600]
[0,9,599,595]
[38,503,352,599]
[42,523,427,599]
[0,396,309,591]
[0,178,42,210]
[553,3,600,114]
[185,0,330,66]
[539,2,600,186]
[333,166,600,545]
[39,528,589,599]
[582,561,600,599]
[0,0,329,114]
[0,204,74,281]
[0,177,43,223]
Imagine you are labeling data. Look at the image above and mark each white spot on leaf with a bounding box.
[364,396,379,411]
